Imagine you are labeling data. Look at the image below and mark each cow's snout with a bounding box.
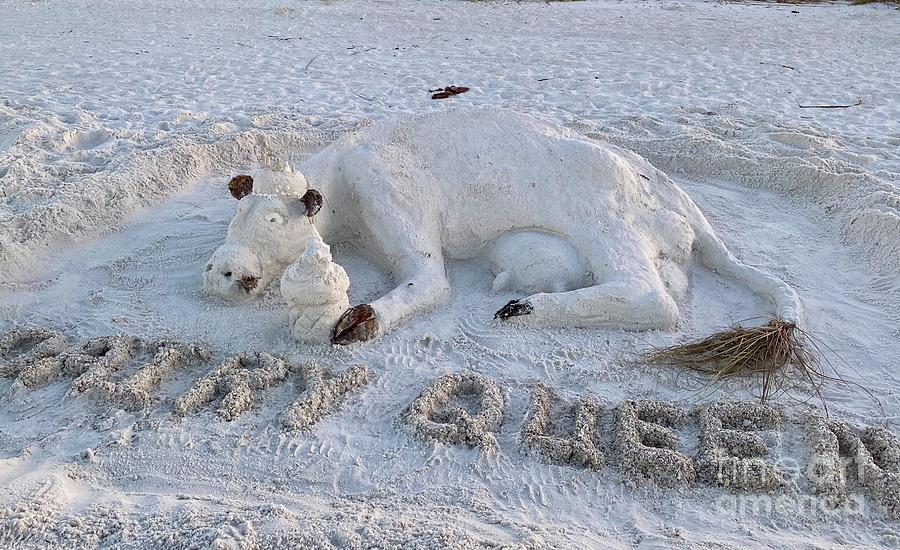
[239,275,259,292]
[203,244,264,300]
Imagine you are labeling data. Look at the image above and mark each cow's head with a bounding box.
[203,168,324,301]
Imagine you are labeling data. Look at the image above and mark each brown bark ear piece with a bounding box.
[301,188,323,217]
[228,175,254,200]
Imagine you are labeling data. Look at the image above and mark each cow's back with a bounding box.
[316,108,694,256]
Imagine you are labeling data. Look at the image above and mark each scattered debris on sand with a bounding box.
[796,99,863,109]
[429,85,470,99]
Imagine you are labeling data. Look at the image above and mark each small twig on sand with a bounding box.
[796,99,863,109]
[304,54,321,74]
[352,91,375,102]
[759,61,796,71]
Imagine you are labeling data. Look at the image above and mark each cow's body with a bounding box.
[205,109,801,343]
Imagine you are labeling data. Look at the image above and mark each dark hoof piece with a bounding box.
[332,304,379,345]
[494,299,533,321]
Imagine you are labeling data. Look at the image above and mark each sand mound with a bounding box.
[575,113,900,277]
[0,117,369,282]
[403,371,507,451]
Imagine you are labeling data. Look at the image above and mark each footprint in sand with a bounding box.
[62,128,112,151]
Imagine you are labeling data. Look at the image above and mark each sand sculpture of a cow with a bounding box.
[204,108,801,345]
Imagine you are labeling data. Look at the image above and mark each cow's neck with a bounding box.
[300,153,346,244]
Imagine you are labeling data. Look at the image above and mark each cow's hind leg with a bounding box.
[497,278,677,330]
[496,231,678,330]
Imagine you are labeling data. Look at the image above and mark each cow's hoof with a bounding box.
[494,299,533,320]
[332,304,379,345]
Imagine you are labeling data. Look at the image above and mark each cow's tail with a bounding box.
[691,215,803,326]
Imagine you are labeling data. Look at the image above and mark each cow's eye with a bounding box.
[268,213,284,224]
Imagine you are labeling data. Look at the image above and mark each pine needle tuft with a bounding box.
[645,318,825,406]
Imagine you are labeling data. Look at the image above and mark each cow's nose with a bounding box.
[222,270,233,279]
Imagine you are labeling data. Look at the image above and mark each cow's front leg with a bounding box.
[331,259,450,345]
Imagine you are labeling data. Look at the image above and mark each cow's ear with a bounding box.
[300,188,323,217]
[228,175,254,200]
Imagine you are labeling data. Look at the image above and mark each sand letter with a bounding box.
[521,384,604,469]
[172,352,290,421]
[697,401,785,490]
[110,341,211,411]
[807,417,900,518]
[613,400,695,486]
[15,335,134,391]
[0,327,67,380]
[403,371,507,451]
[282,361,372,430]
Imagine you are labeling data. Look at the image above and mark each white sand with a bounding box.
[1,1,899,548]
